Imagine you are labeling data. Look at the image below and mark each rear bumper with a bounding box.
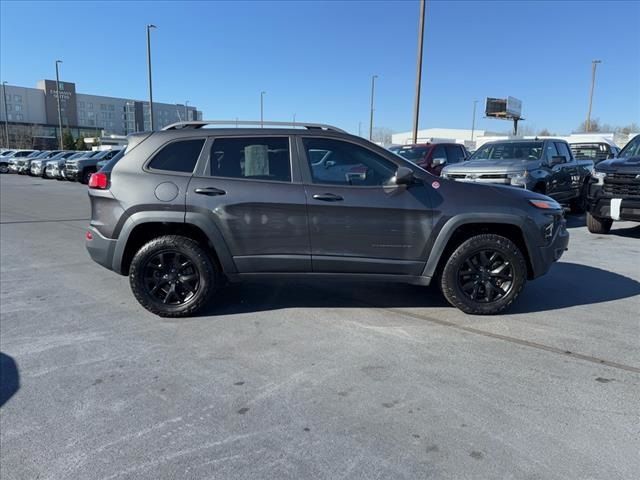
[85,226,117,272]
[589,196,640,222]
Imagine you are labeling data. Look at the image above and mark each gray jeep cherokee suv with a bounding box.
[85,121,569,317]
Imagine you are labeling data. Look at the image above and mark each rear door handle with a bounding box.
[312,193,343,202]
[194,187,226,196]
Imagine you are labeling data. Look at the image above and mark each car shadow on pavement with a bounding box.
[199,262,639,316]
[609,225,640,239]
[511,262,640,314]
[0,352,20,408]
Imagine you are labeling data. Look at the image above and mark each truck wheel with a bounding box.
[440,234,527,315]
[129,235,219,317]
[586,212,612,234]
[0,163,8,174]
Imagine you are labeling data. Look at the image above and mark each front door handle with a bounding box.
[194,187,226,196]
[312,193,343,202]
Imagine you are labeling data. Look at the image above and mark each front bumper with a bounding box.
[589,196,640,222]
[64,167,79,181]
[528,215,569,279]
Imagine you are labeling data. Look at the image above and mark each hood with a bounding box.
[596,156,640,173]
[444,158,541,173]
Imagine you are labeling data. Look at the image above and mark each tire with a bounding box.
[440,234,527,315]
[80,168,95,184]
[129,235,218,317]
[586,212,612,234]
[0,164,8,174]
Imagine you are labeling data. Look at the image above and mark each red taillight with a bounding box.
[89,172,108,189]
[85,231,93,241]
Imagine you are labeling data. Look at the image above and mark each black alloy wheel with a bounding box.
[457,250,514,303]
[142,250,200,305]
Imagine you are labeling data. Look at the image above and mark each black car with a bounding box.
[85,120,568,317]
[586,134,640,233]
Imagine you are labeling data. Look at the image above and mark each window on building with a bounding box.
[87,103,93,109]
[14,95,22,103]
[101,112,108,119]
[87,119,95,126]
[210,137,291,182]
[14,104,22,112]
[100,104,107,110]
[15,113,23,121]
[108,104,115,111]
[6,104,12,111]
[6,114,12,121]
[148,139,205,173]
[108,112,114,119]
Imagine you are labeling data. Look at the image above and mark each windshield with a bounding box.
[471,142,544,161]
[396,146,429,161]
[618,135,640,158]
[68,152,86,160]
[27,151,41,158]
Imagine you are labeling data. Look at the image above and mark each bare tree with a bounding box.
[372,126,394,145]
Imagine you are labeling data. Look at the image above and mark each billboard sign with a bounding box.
[485,96,522,119]
[43,80,78,127]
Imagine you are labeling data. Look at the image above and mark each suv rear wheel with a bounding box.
[129,235,218,317]
[586,212,612,234]
[440,234,527,315]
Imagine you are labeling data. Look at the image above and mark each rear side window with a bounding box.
[209,137,291,182]
[148,139,205,173]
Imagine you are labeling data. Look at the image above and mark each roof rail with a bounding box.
[161,120,346,133]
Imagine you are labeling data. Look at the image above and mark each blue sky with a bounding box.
[1,0,639,135]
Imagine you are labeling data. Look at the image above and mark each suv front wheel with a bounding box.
[129,235,218,317]
[440,234,527,315]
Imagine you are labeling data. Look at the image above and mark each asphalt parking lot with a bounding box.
[1,173,639,480]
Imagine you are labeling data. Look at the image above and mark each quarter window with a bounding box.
[148,139,205,173]
[302,137,396,186]
[209,137,291,182]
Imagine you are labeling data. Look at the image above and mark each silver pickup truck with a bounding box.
[441,138,594,212]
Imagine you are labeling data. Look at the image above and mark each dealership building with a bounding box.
[0,79,202,148]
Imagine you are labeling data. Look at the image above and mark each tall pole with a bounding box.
[358,121,362,137]
[471,100,478,141]
[184,100,189,122]
[55,60,64,150]
[586,59,601,133]
[412,0,426,144]
[293,113,296,126]
[369,74,378,141]
[260,91,266,128]
[146,24,157,130]
[1,81,9,147]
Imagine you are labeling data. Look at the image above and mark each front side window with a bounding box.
[303,137,396,186]
[554,142,572,161]
[148,139,205,173]
[446,145,466,164]
[545,142,559,161]
[209,137,291,182]
[431,145,446,161]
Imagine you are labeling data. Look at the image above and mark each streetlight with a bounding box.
[369,74,378,141]
[586,59,602,133]
[146,24,157,130]
[184,100,189,122]
[1,81,9,147]
[471,100,478,142]
[55,60,63,150]
[292,113,296,126]
[260,91,266,128]
[412,0,426,144]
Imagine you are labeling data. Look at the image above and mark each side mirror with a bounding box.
[550,155,565,166]
[432,157,447,167]
[393,166,415,185]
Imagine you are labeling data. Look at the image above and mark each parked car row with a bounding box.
[0,148,123,183]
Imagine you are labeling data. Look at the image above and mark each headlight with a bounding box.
[441,171,449,179]
[592,171,606,185]
[508,170,529,186]
[529,198,562,210]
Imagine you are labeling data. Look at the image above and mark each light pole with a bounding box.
[184,100,189,122]
[55,60,64,150]
[358,121,362,137]
[1,81,9,147]
[369,74,378,141]
[412,0,426,144]
[146,24,157,130]
[260,91,266,128]
[292,113,296,126]
[471,100,478,141]
[586,59,602,132]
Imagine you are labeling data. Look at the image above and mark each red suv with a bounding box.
[393,143,468,176]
